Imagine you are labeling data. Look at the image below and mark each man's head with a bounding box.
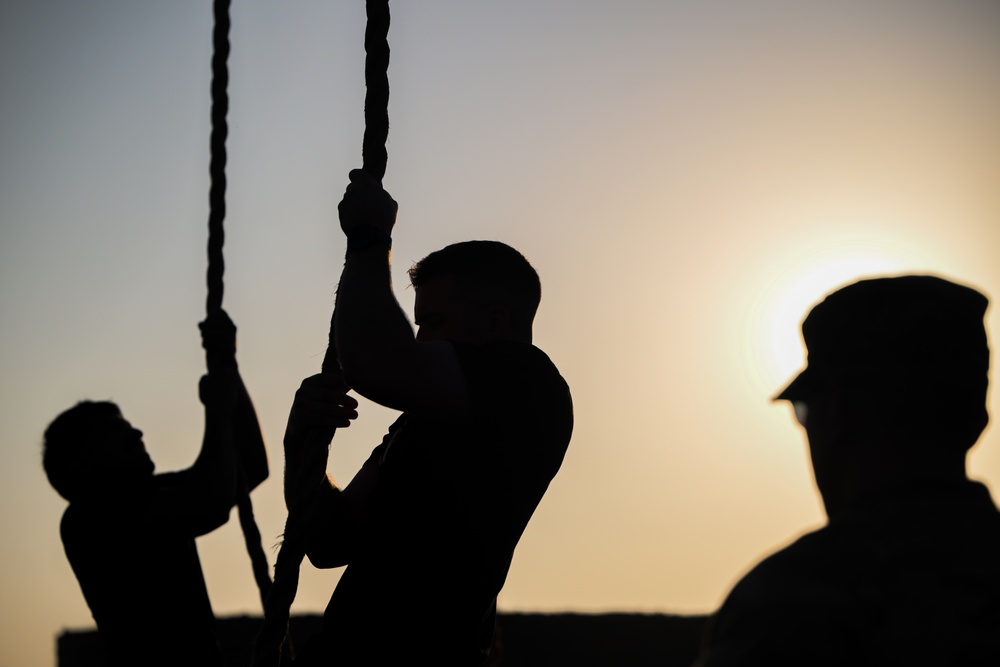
[43,401,154,502]
[777,275,990,455]
[409,240,541,344]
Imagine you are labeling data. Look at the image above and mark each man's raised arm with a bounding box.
[333,169,469,416]
[145,311,243,535]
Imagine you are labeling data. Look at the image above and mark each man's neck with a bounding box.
[821,448,968,519]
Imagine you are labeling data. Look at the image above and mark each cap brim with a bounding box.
[773,368,811,402]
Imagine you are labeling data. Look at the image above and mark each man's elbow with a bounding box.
[339,359,399,408]
[200,486,239,532]
[207,508,232,532]
[305,544,350,569]
[339,354,382,395]
[337,339,420,400]
[188,505,233,537]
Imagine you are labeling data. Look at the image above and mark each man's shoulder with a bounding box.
[735,526,834,585]
[445,341,572,457]
[722,523,879,612]
[733,482,1000,603]
[60,503,84,542]
[60,500,126,562]
[454,341,570,407]
[454,339,558,367]
[715,525,882,643]
[453,340,568,391]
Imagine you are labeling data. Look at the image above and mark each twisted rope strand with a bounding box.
[362,0,390,182]
[206,0,273,626]
[238,477,274,608]
[206,0,230,316]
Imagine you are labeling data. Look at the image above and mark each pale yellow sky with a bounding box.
[2,1,999,665]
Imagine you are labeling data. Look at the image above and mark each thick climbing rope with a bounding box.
[205,0,228,318]
[253,3,391,666]
[360,0,390,184]
[206,0,274,611]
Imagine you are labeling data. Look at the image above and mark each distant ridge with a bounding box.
[57,612,708,666]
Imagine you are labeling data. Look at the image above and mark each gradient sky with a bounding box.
[3,1,1000,665]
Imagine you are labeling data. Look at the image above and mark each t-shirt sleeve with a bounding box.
[450,340,573,476]
[452,341,572,426]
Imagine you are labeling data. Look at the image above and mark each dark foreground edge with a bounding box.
[58,612,710,667]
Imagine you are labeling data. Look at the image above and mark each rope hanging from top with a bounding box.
[361,0,390,183]
[254,3,391,665]
[206,0,273,610]
[206,0,230,317]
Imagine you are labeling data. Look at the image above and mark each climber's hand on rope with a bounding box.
[284,373,359,451]
[200,309,237,370]
[338,168,397,237]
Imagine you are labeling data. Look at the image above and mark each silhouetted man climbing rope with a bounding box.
[283,170,574,665]
[694,275,1000,666]
[44,310,266,667]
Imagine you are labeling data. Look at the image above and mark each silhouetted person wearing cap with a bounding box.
[694,275,1000,666]
[43,311,268,667]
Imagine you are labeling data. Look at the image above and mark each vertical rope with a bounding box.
[206,0,229,317]
[238,476,273,609]
[252,446,330,666]
[362,0,390,183]
[206,0,273,622]
[255,2,391,665]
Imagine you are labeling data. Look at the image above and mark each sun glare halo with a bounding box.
[743,240,924,396]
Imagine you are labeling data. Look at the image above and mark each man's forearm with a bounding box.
[281,438,357,569]
[191,404,239,517]
[334,245,416,401]
[233,373,269,490]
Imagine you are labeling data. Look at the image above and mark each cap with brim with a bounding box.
[775,368,814,402]
[772,275,989,403]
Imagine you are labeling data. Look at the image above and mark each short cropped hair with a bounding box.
[408,240,542,325]
[43,401,122,501]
